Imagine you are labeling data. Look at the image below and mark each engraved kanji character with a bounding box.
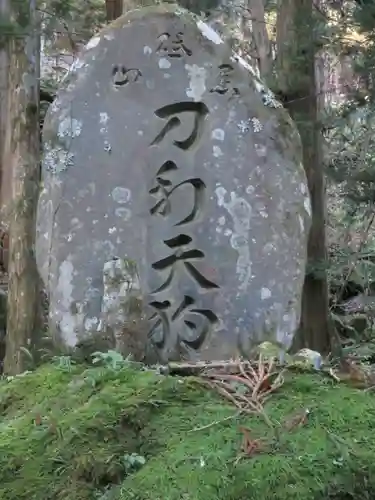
[150,234,219,294]
[156,32,192,58]
[111,65,142,86]
[149,160,205,225]
[148,295,218,356]
[210,64,239,98]
[150,101,209,151]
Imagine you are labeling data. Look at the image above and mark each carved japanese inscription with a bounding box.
[36,7,310,363]
[156,32,192,58]
[150,102,208,150]
[210,64,240,98]
[111,65,142,86]
[147,101,219,359]
[150,234,219,294]
[148,295,218,352]
[149,161,205,224]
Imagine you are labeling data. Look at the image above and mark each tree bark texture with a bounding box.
[106,0,123,21]
[3,0,41,374]
[0,0,9,222]
[246,0,272,82]
[276,0,332,353]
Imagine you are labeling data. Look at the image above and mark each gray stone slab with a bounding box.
[36,4,311,362]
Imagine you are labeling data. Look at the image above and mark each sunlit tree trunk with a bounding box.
[276,0,333,353]
[246,0,272,82]
[3,0,41,374]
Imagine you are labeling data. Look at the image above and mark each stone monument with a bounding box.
[36,4,311,362]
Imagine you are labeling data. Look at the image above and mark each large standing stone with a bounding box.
[36,4,311,362]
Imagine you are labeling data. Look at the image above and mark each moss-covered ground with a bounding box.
[1,359,375,500]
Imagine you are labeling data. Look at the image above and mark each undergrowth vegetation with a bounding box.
[0,354,375,500]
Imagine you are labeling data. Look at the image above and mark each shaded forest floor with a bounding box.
[1,358,375,500]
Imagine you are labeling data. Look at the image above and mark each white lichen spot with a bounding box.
[238,120,250,133]
[57,117,82,140]
[251,117,263,132]
[213,145,223,158]
[43,143,74,174]
[185,64,207,101]
[100,112,109,125]
[246,185,255,195]
[261,91,283,109]
[108,227,117,234]
[85,35,100,51]
[261,287,272,300]
[111,187,131,204]
[143,45,152,55]
[196,20,224,45]
[115,207,132,220]
[211,128,225,141]
[218,216,226,226]
[158,58,171,69]
[215,186,252,291]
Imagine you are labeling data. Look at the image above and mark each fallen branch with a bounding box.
[158,359,264,376]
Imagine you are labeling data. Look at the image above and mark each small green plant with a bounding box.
[91,350,131,370]
[52,355,75,372]
[123,453,146,472]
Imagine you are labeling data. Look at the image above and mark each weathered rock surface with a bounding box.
[36,4,311,361]
[97,257,149,361]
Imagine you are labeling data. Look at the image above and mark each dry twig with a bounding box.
[200,356,284,429]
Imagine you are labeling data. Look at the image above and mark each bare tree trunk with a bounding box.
[3,0,41,375]
[276,0,333,353]
[246,0,272,82]
[106,0,123,21]
[0,0,9,218]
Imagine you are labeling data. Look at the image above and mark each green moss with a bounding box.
[1,362,375,499]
